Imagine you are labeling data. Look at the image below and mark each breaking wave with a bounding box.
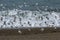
[0,9,60,29]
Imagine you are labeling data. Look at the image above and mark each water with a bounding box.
[0,9,60,29]
[0,0,60,29]
[0,0,60,11]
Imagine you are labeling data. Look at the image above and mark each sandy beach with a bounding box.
[0,28,60,40]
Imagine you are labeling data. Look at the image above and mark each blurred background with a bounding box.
[0,0,60,11]
[0,0,60,40]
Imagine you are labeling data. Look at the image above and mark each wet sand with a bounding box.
[0,28,60,40]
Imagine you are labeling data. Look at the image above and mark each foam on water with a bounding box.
[0,9,60,29]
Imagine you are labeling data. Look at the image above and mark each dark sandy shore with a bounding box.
[0,28,60,40]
